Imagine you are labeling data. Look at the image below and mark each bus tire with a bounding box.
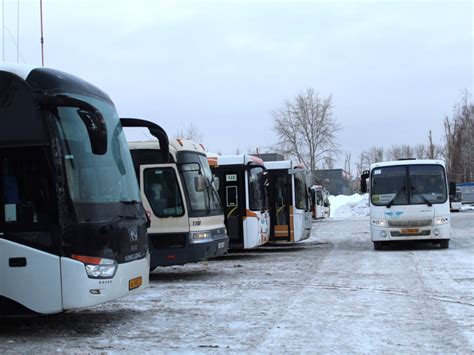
[373,241,383,250]
[440,240,449,249]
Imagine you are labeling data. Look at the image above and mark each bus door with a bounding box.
[0,148,62,315]
[140,163,189,266]
[220,170,245,249]
[269,173,291,242]
[292,172,312,241]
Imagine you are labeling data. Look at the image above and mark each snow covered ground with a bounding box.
[329,193,369,218]
[0,207,473,353]
[461,204,474,211]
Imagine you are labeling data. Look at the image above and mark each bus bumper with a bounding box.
[371,223,450,242]
[149,235,228,268]
[61,256,150,310]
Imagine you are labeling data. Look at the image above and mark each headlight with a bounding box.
[192,231,211,240]
[435,217,449,225]
[371,219,387,227]
[72,255,118,279]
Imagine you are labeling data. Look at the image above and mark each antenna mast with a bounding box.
[16,0,19,63]
[40,0,44,66]
[2,0,4,62]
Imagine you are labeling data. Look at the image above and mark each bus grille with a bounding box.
[387,219,432,227]
[390,230,431,237]
[149,233,187,249]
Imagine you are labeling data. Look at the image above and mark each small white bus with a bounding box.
[361,159,453,250]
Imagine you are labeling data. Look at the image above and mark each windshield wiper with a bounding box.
[386,185,406,208]
[410,186,433,207]
[204,180,211,215]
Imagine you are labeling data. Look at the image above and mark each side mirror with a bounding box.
[120,118,170,162]
[77,109,108,155]
[360,170,370,193]
[449,182,456,196]
[40,94,108,155]
[194,175,207,192]
[145,210,151,228]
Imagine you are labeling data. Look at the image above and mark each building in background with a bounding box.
[313,169,352,196]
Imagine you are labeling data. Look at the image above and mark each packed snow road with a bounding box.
[0,212,473,353]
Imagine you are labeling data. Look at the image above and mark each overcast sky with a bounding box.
[2,0,473,171]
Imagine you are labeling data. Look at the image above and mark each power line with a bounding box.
[4,25,25,63]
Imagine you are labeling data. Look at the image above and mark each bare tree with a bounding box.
[322,154,336,169]
[414,144,426,159]
[444,90,474,181]
[272,88,340,170]
[400,144,414,159]
[344,152,352,177]
[174,122,205,143]
[387,145,403,161]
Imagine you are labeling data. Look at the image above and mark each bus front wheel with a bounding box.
[373,241,383,251]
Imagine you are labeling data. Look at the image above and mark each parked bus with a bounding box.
[449,190,462,212]
[127,131,228,270]
[209,154,270,249]
[310,185,330,219]
[264,161,312,243]
[457,182,474,205]
[0,64,149,316]
[360,159,453,250]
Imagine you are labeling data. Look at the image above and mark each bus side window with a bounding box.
[226,186,238,207]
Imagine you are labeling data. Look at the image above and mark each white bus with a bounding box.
[127,133,228,270]
[361,159,453,250]
[0,64,149,316]
[209,154,270,249]
[264,161,312,243]
[310,185,330,219]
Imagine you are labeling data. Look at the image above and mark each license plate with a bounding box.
[128,276,142,291]
[401,228,420,234]
[218,242,225,249]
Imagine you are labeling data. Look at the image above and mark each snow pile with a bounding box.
[329,193,369,218]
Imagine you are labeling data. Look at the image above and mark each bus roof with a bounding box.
[0,63,111,102]
[0,63,34,79]
[370,159,446,170]
[215,154,264,167]
[129,138,206,159]
[264,160,306,171]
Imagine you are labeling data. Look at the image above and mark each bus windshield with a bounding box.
[178,152,222,216]
[371,164,447,206]
[54,93,140,204]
